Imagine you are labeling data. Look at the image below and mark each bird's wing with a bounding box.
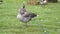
[22,12,30,17]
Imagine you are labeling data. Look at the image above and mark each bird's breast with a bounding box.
[17,14,23,20]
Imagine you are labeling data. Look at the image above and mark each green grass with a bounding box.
[0,0,60,34]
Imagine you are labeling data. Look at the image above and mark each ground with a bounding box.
[0,0,60,34]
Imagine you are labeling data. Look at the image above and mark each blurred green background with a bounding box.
[0,0,60,34]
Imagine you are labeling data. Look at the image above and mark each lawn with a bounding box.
[0,0,60,34]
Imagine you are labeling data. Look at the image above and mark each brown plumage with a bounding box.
[17,3,37,28]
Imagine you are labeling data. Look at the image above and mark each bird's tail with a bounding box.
[30,13,37,18]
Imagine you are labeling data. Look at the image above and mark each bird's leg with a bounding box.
[43,4,45,7]
[24,22,27,28]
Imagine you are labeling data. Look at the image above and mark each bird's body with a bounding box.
[17,3,37,28]
[40,0,46,4]
[0,0,3,4]
[40,0,47,7]
[17,13,31,23]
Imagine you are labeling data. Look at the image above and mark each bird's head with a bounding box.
[21,2,26,8]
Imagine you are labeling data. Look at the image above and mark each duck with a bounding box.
[17,3,37,28]
[40,0,47,7]
[0,0,3,5]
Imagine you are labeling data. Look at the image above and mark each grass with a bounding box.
[0,0,60,34]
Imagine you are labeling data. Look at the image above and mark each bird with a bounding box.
[40,0,47,7]
[17,3,37,28]
[0,0,3,5]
